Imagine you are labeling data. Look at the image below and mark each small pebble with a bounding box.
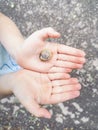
[10,2,15,8]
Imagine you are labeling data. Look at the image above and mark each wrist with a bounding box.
[11,38,25,61]
[0,73,14,96]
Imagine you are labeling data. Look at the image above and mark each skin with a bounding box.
[0,12,85,119]
[0,12,86,73]
[0,69,81,118]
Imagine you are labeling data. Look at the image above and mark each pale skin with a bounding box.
[0,12,86,73]
[0,12,85,118]
[0,69,81,118]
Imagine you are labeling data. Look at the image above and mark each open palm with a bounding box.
[12,69,81,118]
[17,28,85,73]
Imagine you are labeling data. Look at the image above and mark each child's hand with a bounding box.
[9,69,81,118]
[0,13,85,73]
[15,27,85,73]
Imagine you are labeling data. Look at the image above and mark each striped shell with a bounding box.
[39,49,52,61]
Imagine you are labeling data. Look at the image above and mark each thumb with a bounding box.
[24,98,51,119]
[34,27,60,40]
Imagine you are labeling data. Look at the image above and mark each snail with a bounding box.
[39,49,52,61]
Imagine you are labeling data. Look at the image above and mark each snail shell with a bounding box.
[39,49,52,61]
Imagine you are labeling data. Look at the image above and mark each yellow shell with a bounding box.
[39,49,52,61]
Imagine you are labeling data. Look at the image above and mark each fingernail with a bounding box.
[77,84,81,90]
[55,32,61,36]
[79,64,83,68]
[82,51,86,56]
[75,91,80,96]
[45,113,51,119]
[82,58,86,63]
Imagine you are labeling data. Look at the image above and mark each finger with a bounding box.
[35,27,60,40]
[49,91,80,104]
[52,84,81,94]
[55,60,83,69]
[52,78,79,86]
[49,67,72,73]
[48,73,70,80]
[57,44,86,57]
[22,97,51,119]
[58,54,86,64]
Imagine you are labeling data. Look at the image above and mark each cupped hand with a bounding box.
[16,27,85,73]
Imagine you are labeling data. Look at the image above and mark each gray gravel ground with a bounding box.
[0,0,98,130]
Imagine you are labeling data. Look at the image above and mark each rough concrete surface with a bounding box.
[0,0,98,130]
